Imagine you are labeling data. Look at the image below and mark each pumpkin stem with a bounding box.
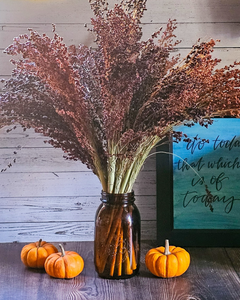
[38,239,42,248]
[59,244,65,257]
[164,239,171,255]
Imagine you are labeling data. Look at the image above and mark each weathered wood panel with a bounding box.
[0,221,95,243]
[1,0,240,23]
[0,125,156,172]
[0,148,155,172]
[0,170,155,197]
[0,242,240,300]
[0,23,239,50]
[0,195,156,222]
[0,125,66,147]
[0,0,239,243]
[226,248,240,278]
[0,221,156,242]
[1,48,239,76]
[0,123,157,242]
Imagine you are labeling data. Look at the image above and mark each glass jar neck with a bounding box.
[100,191,135,205]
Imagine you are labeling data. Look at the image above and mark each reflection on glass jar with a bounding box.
[94,191,141,279]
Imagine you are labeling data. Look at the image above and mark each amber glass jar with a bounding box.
[94,191,141,279]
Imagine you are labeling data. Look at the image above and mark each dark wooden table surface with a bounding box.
[0,241,240,300]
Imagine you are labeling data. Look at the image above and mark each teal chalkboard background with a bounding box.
[173,118,240,229]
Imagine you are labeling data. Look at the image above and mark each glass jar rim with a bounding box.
[100,190,135,204]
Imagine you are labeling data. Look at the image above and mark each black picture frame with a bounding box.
[156,134,240,248]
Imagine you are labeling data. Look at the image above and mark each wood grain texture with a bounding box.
[0,125,157,242]
[226,248,240,278]
[0,241,240,300]
[1,0,240,23]
[0,170,156,197]
[0,23,239,50]
[1,47,239,76]
[0,221,156,242]
[0,0,240,243]
[0,196,156,222]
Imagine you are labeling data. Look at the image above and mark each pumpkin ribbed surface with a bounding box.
[145,240,190,278]
[44,245,84,279]
[21,239,58,269]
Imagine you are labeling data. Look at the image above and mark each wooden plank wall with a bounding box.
[0,0,239,243]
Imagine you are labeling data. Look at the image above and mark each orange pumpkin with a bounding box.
[21,239,58,268]
[145,239,190,278]
[44,244,84,279]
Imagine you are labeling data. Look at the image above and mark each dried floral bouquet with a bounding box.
[1,0,240,278]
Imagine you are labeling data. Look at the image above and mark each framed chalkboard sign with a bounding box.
[156,118,240,247]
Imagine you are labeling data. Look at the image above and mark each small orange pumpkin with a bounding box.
[21,239,58,268]
[44,244,84,279]
[145,239,190,278]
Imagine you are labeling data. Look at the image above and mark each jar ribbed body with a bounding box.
[94,191,141,279]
